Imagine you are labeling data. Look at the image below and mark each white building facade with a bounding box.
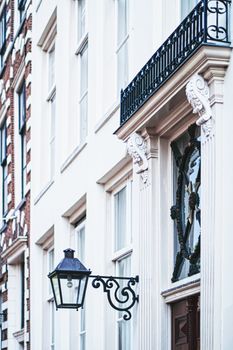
[30,1,233,350]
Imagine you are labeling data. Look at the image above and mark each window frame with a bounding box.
[115,254,132,350]
[77,0,87,44]
[0,5,6,70]
[18,0,27,23]
[20,259,25,329]
[180,0,199,19]
[46,41,56,181]
[0,120,7,217]
[75,218,86,350]
[78,42,88,143]
[18,82,27,199]
[47,44,56,96]
[75,0,88,145]
[112,180,132,261]
[46,246,55,350]
[48,92,56,180]
[115,0,129,93]
[111,179,133,350]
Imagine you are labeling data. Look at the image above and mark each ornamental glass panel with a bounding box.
[171,124,201,282]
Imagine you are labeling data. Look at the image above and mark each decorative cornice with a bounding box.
[1,237,27,260]
[186,74,212,137]
[115,46,231,141]
[127,133,148,183]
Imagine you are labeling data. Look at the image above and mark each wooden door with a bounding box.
[171,294,200,350]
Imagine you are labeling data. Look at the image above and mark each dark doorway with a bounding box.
[171,294,200,350]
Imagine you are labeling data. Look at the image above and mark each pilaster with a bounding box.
[127,130,159,350]
[186,69,227,349]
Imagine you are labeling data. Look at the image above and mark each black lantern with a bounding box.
[48,248,139,320]
[48,248,91,310]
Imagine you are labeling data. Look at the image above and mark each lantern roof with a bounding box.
[49,249,91,276]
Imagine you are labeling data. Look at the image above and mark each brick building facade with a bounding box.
[0,0,31,348]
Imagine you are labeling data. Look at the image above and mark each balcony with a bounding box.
[120,0,231,126]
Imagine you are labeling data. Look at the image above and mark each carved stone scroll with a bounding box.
[127,133,148,183]
[186,74,212,137]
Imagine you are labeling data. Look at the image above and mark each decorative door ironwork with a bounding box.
[170,124,201,282]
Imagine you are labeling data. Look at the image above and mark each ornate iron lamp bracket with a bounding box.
[90,275,139,321]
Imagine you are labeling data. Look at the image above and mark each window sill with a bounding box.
[94,101,120,134]
[60,141,87,174]
[0,222,7,234]
[13,328,24,343]
[34,179,54,205]
[112,245,133,262]
[15,197,26,212]
[75,32,88,55]
[46,85,56,102]
[161,276,200,303]
[116,34,129,54]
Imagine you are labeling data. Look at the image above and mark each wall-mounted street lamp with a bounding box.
[48,249,139,321]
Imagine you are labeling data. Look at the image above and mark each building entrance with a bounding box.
[171,294,200,350]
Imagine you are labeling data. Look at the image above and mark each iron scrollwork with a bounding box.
[170,124,201,282]
[207,0,230,41]
[90,275,139,321]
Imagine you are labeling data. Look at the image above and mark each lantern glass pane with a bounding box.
[51,275,61,305]
[77,277,87,305]
[59,275,88,307]
[59,276,80,305]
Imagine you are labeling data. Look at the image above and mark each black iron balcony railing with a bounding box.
[120,0,231,125]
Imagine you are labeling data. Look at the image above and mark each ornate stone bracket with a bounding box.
[186,74,212,137]
[127,132,148,183]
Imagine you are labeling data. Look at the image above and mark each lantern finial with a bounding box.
[64,248,75,259]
